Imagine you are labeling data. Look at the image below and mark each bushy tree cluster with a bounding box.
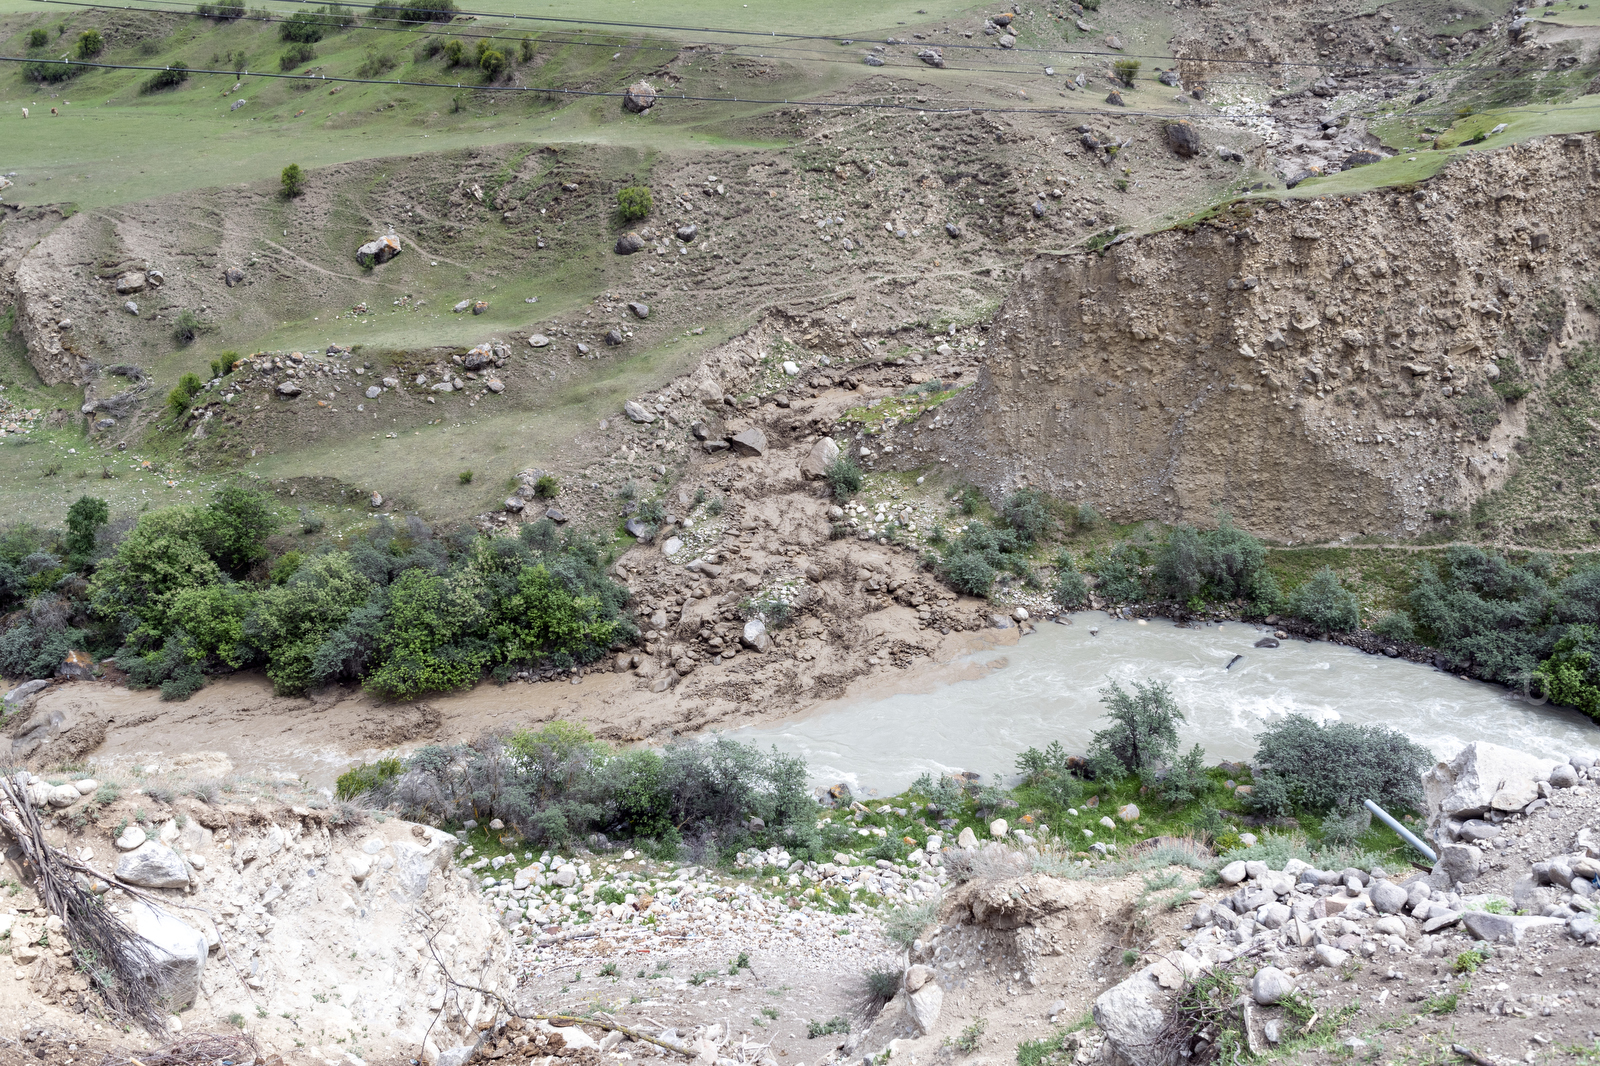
[0,490,634,703]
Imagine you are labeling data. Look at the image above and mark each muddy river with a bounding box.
[734,613,1600,794]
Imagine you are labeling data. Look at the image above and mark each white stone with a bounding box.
[115,843,190,889]
[956,826,978,849]
[1423,742,1549,835]
[116,825,147,850]
[1251,967,1294,1005]
[126,899,207,1008]
[989,818,1008,839]
[907,981,943,1035]
[72,779,98,795]
[47,784,81,808]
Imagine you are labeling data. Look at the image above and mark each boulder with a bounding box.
[276,381,302,397]
[998,33,1016,47]
[623,80,657,113]
[125,899,207,1009]
[1423,743,1548,832]
[1165,122,1201,157]
[1548,762,1578,789]
[3,679,50,711]
[742,619,772,653]
[616,232,646,255]
[676,223,698,242]
[1342,151,1383,168]
[1106,90,1125,106]
[223,267,245,287]
[627,302,650,319]
[907,980,944,1035]
[355,234,402,267]
[917,48,945,68]
[528,334,551,347]
[1117,803,1140,823]
[624,400,656,424]
[729,427,767,457]
[1094,962,1182,1066]
[115,842,190,889]
[1251,967,1294,1005]
[989,818,1008,839]
[116,825,148,851]
[56,650,95,681]
[1218,860,1248,885]
[47,784,81,808]
[114,272,147,294]
[1460,910,1566,946]
[1370,880,1408,914]
[956,826,978,849]
[605,329,625,346]
[1313,944,1349,968]
[365,385,382,399]
[800,437,841,480]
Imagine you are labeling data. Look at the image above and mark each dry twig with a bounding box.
[0,775,170,1036]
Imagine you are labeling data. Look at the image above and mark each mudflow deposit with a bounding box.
[7,0,1600,1062]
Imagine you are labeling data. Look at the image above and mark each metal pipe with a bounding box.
[1364,799,1436,863]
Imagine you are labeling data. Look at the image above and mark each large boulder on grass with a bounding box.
[355,234,402,267]
[623,80,657,113]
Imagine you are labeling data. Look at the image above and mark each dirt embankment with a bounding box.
[884,136,1600,541]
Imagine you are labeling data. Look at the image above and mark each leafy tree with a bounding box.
[486,563,618,667]
[0,618,86,680]
[167,584,255,668]
[1154,524,1205,602]
[202,485,280,577]
[617,186,653,222]
[88,506,225,642]
[1536,624,1600,720]
[1286,567,1360,632]
[1086,678,1184,779]
[1250,714,1432,817]
[281,163,306,199]
[1409,547,1554,682]
[1371,611,1415,641]
[1090,544,1145,603]
[478,46,506,78]
[28,28,49,47]
[279,11,327,41]
[1112,58,1140,86]
[1200,516,1266,599]
[63,495,109,561]
[1150,743,1209,807]
[75,29,104,58]
[365,568,489,698]
[248,552,374,694]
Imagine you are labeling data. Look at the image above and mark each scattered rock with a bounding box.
[116,825,148,851]
[276,381,302,397]
[800,436,840,480]
[917,48,946,68]
[624,400,656,424]
[528,333,551,347]
[1106,90,1125,106]
[114,271,147,294]
[628,302,650,319]
[616,232,646,255]
[606,328,625,345]
[956,826,978,849]
[1166,121,1201,157]
[1251,967,1294,1005]
[127,899,208,1009]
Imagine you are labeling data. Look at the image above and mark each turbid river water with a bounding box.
[735,612,1600,794]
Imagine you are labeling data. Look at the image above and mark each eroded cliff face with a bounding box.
[895,135,1600,541]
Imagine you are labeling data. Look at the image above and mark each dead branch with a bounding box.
[99,1030,265,1066]
[421,921,694,1058]
[0,774,170,1037]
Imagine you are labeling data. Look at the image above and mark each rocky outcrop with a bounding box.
[887,135,1600,540]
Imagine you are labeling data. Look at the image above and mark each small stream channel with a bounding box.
[735,612,1600,794]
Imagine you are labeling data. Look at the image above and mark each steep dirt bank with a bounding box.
[884,135,1600,541]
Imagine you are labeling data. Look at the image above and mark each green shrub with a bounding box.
[280,163,306,199]
[458,470,473,485]
[1409,546,1553,683]
[958,485,984,515]
[1112,58,1140,87]
[442,38,465,65]
[1536,623,1600,719]
[27,28,49,47]
[1149,743,1208,807]
[75,29,104,58]
[167,373,204,418]
[251,552,376,693]
[1371,610,1414,641]
[478,46,506,79]
[195,1,246,17]
[1090,544,1145,603]
[172,310,205,345]
[139,64,189,94]
[24,60,80,83]
[0,618,87,681]
[1086,679,1182,780]
[519,35,534,61]
[534,474,560,499]
[1285,567,1360,632]
[617,185,653,222]
[1250,715,1432,817]
[1074,502,1101,530]
[356,50,398,77]
[824,454,863,501]
[335,756,403,799]
[1492,356,1530,402]
[1001,489,1051,545]
[279,42,315,70]
[1054,565,1088,609]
